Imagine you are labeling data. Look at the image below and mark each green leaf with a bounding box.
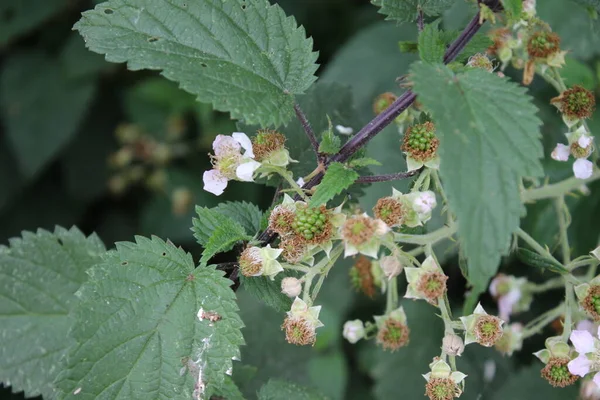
[348,157,382,168]
[398,40,419,54]
[371,0,455,22]
[411,63,543,290]
[214,202,263,236]
[239,274,293,313]
[309,163,359,207]
[192,206,240,247]
[200,223,251,266]
[258,380,327,400]
[75,0,319,127]
[0,51,96,177]
[0,227,106,399]
[561,56,597,90]
[516,248,568,274]
[441,31,493,63]
[54,236,244,399]
[418,21,445,63]
[213,376,245,400]
[501,0,523,17]
[319,128,342,155]
[0,1,68,47]
[571,0,600,20]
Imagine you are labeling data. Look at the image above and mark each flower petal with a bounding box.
[213,134,240,157]
[203,169,228,196]
[570,330,595,354]
[498,288,521,321]
[232,132,254,158]
[236,160,261,182]
[594,372,600,388]
[568,354,592,377]
[579,135,593,148]
[573,158,593,179]
[551,143,570,161]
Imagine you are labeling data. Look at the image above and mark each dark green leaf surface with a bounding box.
[0,227,106,399]
[75,0,319,126]
[411,63,543,289]
[371,0,456,22]
[55,236,244,399]
[310,163,358,207]
[258,379,327,400]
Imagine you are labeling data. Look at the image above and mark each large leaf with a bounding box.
[214,201,263,236]
[54,236,244,399]
[0,227,106,399]
[75,0,319,127]
[371,0,455,23]
[411,63,543,289]
[0,51,96,177]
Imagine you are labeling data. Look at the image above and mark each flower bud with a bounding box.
[380,255,403,280]
[239,245,284,279]
[281,277,302,298]
[343,320,366,344]
[580,379,600,400]
[373,92,397,115]
[282,297,324,346]
[442,334,465,357]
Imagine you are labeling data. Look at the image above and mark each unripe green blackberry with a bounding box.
[527,31,561,59]
[402,122,439,162]
[552,86,596,120]
[373,92,397,115]
[541,357,578,387]
[291,205,330,242]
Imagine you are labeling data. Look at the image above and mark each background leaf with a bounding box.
[0,51,96,177]
[75,0,319,126]
[54,236,244,399]
[418,20,445,63]
[0,0,68,47]
[239,273,293,313]
[411,63,543,290]
[258,379,327,400]
[371,0,456,22]
[0,227,106,399]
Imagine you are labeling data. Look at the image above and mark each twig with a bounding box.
[293,102,321,162]
[356,170,420,183]
[257,11,485,246]
[417,9,424,32]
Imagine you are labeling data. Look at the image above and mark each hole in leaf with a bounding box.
[121,261,128,266]
[201,63,207,68]
[148,37,159,43]
[162,252,167,256]
[57,238,64,246]
[104,8,114,14]
[241,3,246,10]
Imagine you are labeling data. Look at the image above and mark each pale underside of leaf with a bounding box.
[54,236,244,400]
[74,0,318,126]
[0,227,106,399]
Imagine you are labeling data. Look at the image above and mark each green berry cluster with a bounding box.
[291,206,328,240]
[405,123,436,151]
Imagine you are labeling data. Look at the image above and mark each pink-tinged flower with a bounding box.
[489,274,531,321]
[579,135,593,149]
[551,143,570,161]
[574,159,594,180]
[577,320,597,335]
[203,132,261,195]
[568,328,600,381]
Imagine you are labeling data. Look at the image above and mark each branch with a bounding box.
[293,102,321,162]
[417,10,424,32]
[356,170,420,183]
[257,11,486,246]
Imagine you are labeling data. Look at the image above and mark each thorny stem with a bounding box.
[356,169,420,183]
[293,102,322,163]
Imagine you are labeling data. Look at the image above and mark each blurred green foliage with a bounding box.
[1,0,600,399]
